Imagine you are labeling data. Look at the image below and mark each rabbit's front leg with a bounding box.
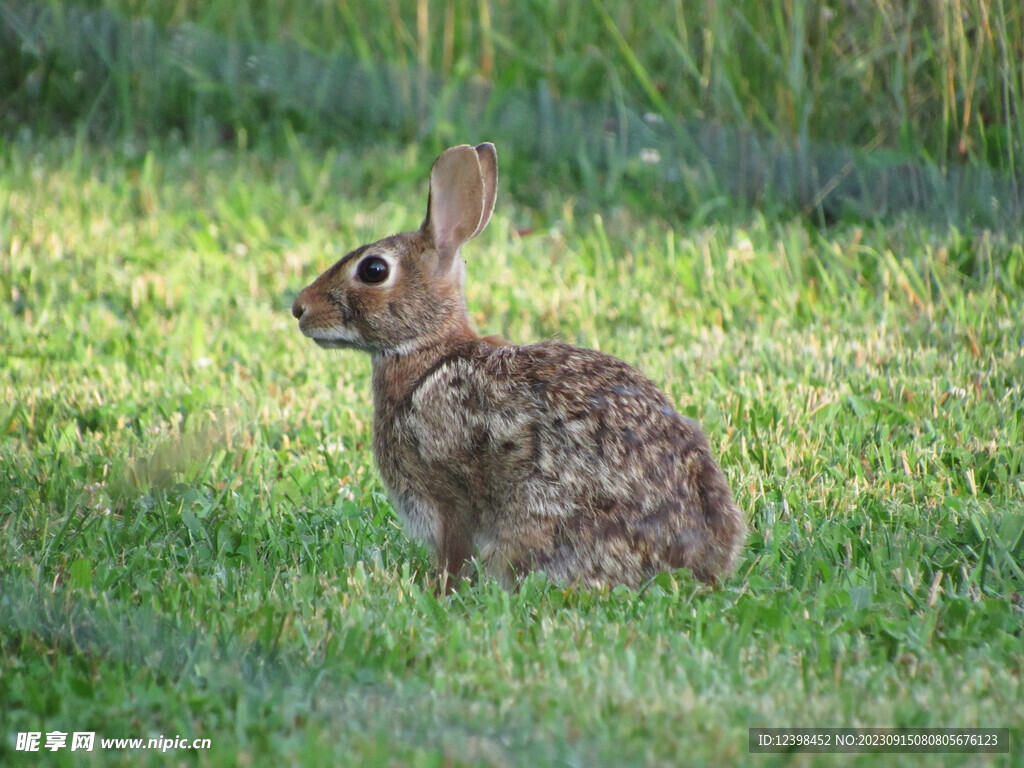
[386,483,473,594]
[437,508,474,594]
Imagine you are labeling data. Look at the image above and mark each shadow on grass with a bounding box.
[0,574,576,765]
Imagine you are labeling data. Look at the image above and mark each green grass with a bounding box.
[3,1,1023,225]
[2,134,1023,766]
[6,0,1023,169]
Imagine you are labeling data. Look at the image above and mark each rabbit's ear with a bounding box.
[469,142,498,240]
[422,144,493,267]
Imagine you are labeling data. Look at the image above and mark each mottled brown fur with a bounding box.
[293,143,745,590]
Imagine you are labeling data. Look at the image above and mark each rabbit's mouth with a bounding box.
[313,337,356,350]
[300,321,364,350]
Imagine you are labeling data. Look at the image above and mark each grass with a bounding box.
[6,0,1023,167]
[2,133,1023,766]
[3,1,1023,224]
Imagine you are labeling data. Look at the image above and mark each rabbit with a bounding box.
[292,143,745,592]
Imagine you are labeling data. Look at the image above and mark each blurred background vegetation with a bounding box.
[2,0,1022,227]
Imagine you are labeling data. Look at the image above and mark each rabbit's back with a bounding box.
[373,339,745,587]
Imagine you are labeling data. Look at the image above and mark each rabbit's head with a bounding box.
[292,143,497,354]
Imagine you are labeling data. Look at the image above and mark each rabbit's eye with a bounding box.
[356,256,390,284]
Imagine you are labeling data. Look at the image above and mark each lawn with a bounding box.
[2,1,1024,765]
[2,134,1022,766]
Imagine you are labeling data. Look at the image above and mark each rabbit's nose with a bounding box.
[292,297,306,320]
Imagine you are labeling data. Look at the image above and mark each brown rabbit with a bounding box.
[292,143,745,591]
